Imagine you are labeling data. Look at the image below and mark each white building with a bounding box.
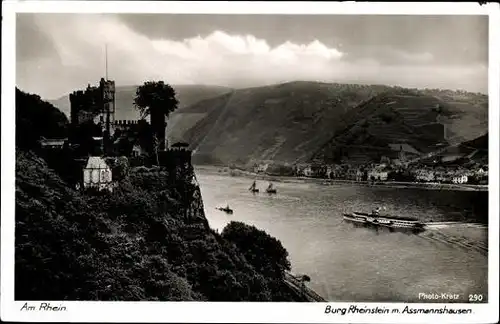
[83,156,113,192]
[326,165,334,178]
[476,168,487,178]
[255,163,269,173]
[452,174,468,184]
[303,165,313,177]
[415,169,435,182]
[355,170,364,181]
[368,169,389,181]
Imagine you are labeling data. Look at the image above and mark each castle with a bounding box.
[69,77,185,160]
[69,78,116,151]
[69,77,173,156]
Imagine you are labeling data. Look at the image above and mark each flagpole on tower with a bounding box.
[105,43,108,80]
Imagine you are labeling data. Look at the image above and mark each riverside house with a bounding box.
[254,163,269,173]
[355,169,364,181]
[326,165,334,178]
[368,169,389,181]
[475,167,488,179]
[303,165,313,177]
[344,168,358,180]
[414,168,436,182]
[326,164,344,179]
[452,174,469,184]
[434,171,447,183]
[368,164,389,181]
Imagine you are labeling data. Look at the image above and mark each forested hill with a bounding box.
[14,88,298,301]
[16,87,69,149]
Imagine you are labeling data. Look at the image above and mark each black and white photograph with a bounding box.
[2,1,499,323]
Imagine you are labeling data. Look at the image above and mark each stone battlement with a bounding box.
[113,120,140,126]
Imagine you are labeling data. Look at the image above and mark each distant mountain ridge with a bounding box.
[166,81,488,167]
[48,84,233,120]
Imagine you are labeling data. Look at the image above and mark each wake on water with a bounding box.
[417,224,488,256]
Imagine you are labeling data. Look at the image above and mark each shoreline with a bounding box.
[194,165,488,192]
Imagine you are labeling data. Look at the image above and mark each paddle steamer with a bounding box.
[343,209,426,233]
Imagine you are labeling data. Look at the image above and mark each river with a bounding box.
[195,167,488,303]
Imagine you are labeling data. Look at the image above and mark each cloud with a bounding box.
[16,14,487,99]
[341,45,434,66]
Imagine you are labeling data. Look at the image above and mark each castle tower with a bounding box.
[68,46,117,154]
[69,86,101,143]
[100,78,116,139]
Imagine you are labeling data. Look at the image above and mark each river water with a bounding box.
[195,167,488,303]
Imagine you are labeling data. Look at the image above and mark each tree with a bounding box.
[16,88,69,150]
[152,134,160,166]
[134,81,179,119]
[221,221,291,279]
[134,81,179,151]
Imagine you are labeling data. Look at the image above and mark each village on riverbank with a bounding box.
[243,137,489,190]
[208,143,488,191]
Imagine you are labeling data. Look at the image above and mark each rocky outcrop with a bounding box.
[187,173,209,228]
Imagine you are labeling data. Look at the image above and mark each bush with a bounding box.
[221,221,294,300]
[15,151,297,301]
[16,88,69,150]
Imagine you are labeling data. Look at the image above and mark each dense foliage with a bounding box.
[133,81,179,120]
[222,222,291,277]
[221,221,293,300]
[15,151,296,301]
[134,81,179,151]
[16,87,69,149]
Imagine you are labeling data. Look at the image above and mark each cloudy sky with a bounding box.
[16,13,488,99]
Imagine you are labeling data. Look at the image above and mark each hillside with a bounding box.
[311,90,485,165]
[450,132,488,165]
[461,132,488,150]
[166,82,488,167]
[175,82,395,166]
[418,88,488,144]
[16,88,69,149]
[15,89,298,301]
[15,151,295,301]
[411,132,488,167]
[460,133,488,165]
[49,84,233,120]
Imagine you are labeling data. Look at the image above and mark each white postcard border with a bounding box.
[1,1,499,323]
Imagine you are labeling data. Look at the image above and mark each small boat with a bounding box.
[343,209,425,234]
[266,182,277,194]
[249,181,259,193]
[216,205,233,214]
